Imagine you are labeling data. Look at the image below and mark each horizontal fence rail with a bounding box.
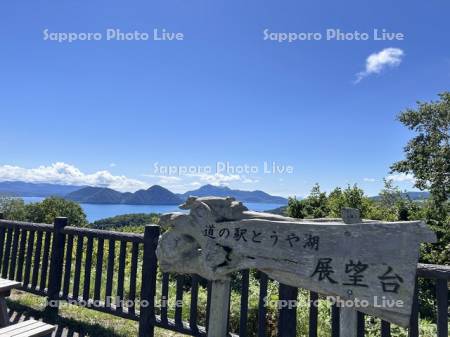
[0,215,448,337]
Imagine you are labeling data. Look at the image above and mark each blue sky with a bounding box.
[0,0,449,197]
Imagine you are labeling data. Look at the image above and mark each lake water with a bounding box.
[21,197,285,223]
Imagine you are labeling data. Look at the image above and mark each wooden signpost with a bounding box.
[156,196,436,336]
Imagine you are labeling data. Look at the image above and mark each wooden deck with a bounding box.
[8,311,86,337]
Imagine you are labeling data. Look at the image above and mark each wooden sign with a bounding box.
[156,196,436,328]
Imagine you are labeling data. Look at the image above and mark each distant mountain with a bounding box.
[370,191,430,201]
[178,184,288,204]
[66,185,183,205]
[122,185,183,205]
[65,187,123,204]
[0,181,83,197]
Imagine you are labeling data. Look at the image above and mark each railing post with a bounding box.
[277,283,298,337]
[436,278,448,337]
[45,217,68,318]
[339,208,361,337]
[408,278,419,337]
[138,225,160,337]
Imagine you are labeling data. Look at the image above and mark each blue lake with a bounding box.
[21,197,285,223]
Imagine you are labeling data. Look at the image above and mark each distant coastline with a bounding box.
[20,196,284,222]
[0,181,289,206]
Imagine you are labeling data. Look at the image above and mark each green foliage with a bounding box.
[304,184,329,218]
[25,197,87,227]
[91,213,159,229]
[328,184,371,218]
[288,183,371,219]
[391,91,449,223]
[286,197,306,219]
[287,184,329,219]
[0,197,28,221]
[0,196,88,227]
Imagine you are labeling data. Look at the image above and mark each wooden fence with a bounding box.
[0,215,448,337]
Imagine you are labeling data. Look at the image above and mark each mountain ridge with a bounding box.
[66,185,183,205]
[0,181,431,205]
[0,181,84,197]
[178,184,288,204]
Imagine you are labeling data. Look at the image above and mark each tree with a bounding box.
[25,197,88,227]
[287,197,306,219]
[304,184,329,218]
[0,197,27,221]
[391,92,450,220]
[288,184,329,219]
[328,184,372,218]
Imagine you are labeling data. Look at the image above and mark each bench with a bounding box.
[0,319,55,337]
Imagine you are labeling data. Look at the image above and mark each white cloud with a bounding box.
[355,48,404,83]
[141,174,182,185]
[386,173,415,183]
[187,173,242,186]
[363,177,376,182]
[0,162,148,192]
[109,163,117,167]
[242,178,259,184]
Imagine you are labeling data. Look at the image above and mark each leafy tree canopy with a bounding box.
[391,92,450,212]
[0,196,87,227]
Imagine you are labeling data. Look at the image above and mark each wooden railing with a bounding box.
[0,215,448,337]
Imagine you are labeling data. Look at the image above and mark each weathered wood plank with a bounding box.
[207,280,230,337]
[157,196,435,327]
[417,263,450,280]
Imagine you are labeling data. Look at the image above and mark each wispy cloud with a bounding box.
[242,177,259,184]
[363,177,376,182]
[187,173,242,186]
[355,48,404,83]
[386,173,415,183]
[142,174,182,186]
[0,162,148,192]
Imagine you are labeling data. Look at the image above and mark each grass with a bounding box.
[8,287,443,337]
[8,290,188,337]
